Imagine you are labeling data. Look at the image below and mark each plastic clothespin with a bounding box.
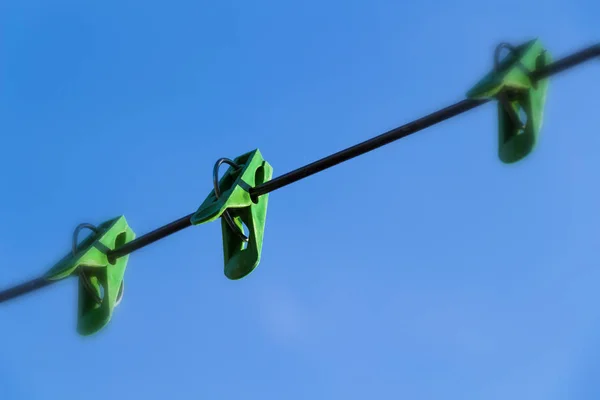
[466,39,552,163]
[191,149,273,280]
[44,216,136,336]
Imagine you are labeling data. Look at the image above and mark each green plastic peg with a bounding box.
[191,149,273,280]
[44,216,136,336]
[467,39,552,163]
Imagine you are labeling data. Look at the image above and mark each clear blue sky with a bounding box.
[1,0,598,399]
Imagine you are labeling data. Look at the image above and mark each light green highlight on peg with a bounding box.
[192,149,273,280]
[44,216,136,336]
[467,39,552,163]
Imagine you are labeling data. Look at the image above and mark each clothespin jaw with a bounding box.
[467,39,552,163]
[191,149,273,280]
[44,216,136,335]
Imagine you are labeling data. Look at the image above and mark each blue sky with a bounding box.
[0,0,599,399]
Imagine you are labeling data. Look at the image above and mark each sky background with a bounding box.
[0,0,599,399]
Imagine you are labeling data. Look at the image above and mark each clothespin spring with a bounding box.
[72,223,124,306]
[212,158,250,243]
[494,42,526,131]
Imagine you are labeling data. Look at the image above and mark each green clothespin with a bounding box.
[44,216,136,336]
[191,149,273,280]
[467,39,552,163]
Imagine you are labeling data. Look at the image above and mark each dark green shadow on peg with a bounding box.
[467,39,552,163]
[44,216,136,336]
[191,149,273,280]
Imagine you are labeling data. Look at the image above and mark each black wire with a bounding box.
[0,215,196,302]
[108,213,194,260]
[85,43,600,261]
[106,99,489,261]
[531,43,599,80]
[0,277,55,303]
[249,98,488,198]
[0,43,597,304]
[250,44,599,198]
